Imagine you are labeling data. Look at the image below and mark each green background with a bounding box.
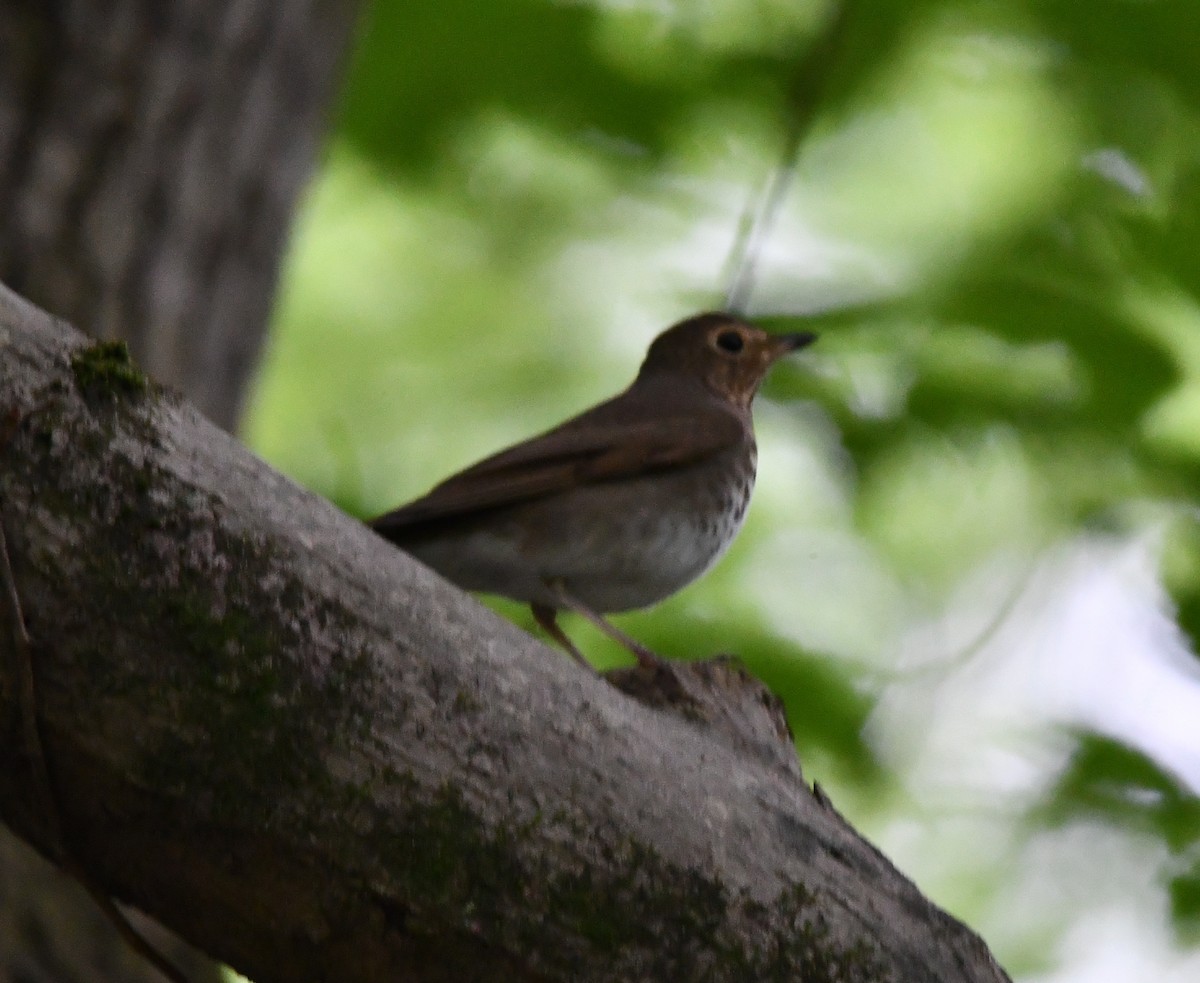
[246,0,1200,977]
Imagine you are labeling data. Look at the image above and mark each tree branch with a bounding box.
[0,285,1009,983]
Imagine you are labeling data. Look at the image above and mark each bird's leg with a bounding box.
[530,602,592,669]
[544,580,664,670]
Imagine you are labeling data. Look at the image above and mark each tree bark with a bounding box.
[0,288,1010,983]
[0,0,355,432]
[0,2,359,978]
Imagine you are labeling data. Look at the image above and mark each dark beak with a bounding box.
[765,331,818,363]
[781,331,818,350]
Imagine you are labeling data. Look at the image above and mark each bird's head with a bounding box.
[638,312,817,408]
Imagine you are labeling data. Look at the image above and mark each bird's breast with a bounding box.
[400,442,758,613]
[517,441,758,611]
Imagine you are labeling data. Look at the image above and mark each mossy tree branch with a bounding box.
[0,286,1009,983]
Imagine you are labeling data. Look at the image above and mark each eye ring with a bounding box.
[715,330,744,354]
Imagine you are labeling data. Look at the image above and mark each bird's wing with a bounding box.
[370,405,744,535]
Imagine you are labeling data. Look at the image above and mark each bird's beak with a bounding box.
[767,331,818,362]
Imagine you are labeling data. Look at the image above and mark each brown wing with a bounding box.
[370,394,743,536]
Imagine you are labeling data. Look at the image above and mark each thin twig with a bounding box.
[0,513,59,841]
[724,0,854,313]
[0,505,190,983]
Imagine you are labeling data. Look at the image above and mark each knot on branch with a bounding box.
[606,655,803,780]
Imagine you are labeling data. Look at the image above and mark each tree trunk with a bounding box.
[0,0,355,432]
[0,286,1010,983]
[0,2,358,979]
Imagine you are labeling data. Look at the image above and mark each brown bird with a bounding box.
[370,312,816,667]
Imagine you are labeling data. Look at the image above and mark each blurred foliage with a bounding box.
[1038,734,1200,939]
[245,0,1200,977]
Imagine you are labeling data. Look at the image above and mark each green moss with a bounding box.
[122,532,380,829]
[71,340,150,399]
[375,785,888,981]
[32,413,376,830]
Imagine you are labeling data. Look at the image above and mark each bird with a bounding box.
[369,311,816,667]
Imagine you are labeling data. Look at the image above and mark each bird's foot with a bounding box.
[542,579,666,671]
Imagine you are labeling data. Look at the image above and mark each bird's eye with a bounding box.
[715,330,744,354]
